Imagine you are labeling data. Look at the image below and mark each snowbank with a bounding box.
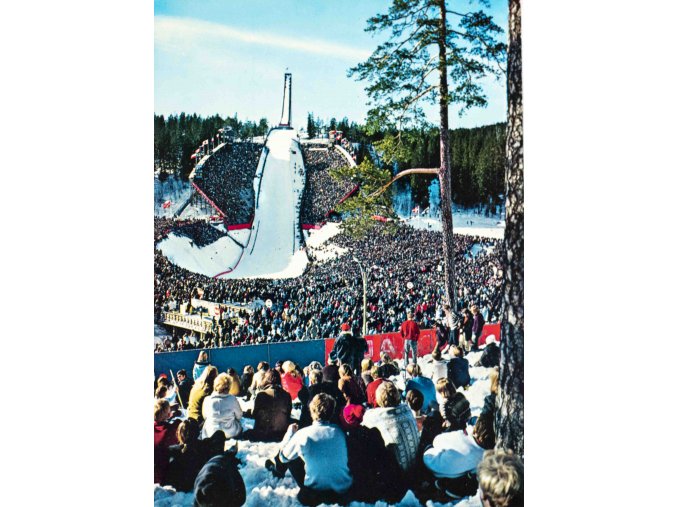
[154,351,492,507]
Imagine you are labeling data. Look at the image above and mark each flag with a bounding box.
[162,200,172,209]
[190,153,197,160]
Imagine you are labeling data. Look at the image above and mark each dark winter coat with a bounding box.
[250,385,292,441]
[378,362,400,379]
[164,431,226,492]
[441,392,471,431]
[339,376,366,405]
[322,364,340,385]
[447,357,471,389]
[331,332,368,373]
[177,377,194,408]
[462,313,473,337]
[240,371,254,396]
[472,312,485,337]
[435,324,450,348]
[480,393,496,418]
[478,342,499,368]
[345,426,407,503]
[192,453,246,507]
[299,381,343,427]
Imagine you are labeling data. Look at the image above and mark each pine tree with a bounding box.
[349,0,506,307]
[496,0,524,456]
[306,113,316,139]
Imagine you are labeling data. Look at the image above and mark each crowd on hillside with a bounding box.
[154,220,503,351]
[193,142,263,225]
[155,217,227,249]
[172,221,227,248]
[154,335,523,506]
[300,146,355,224]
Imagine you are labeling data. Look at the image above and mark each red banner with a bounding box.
[324,325,501,364]
[478,323,501,346]
[301,223,326,230]
[226,222,253,231]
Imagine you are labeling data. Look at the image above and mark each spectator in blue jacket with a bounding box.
[405,363,438,414]
[447,346,471,390]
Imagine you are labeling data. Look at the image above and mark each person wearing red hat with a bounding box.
[329,322,367,375]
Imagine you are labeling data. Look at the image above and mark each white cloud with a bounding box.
[155,16,371,61]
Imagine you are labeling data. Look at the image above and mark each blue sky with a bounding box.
[155,0,508,128]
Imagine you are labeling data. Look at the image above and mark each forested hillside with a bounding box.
[154,113,505,207]
[394,123,506,208]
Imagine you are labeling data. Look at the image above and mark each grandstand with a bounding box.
[192,142,263,226]
[300,144,356,225]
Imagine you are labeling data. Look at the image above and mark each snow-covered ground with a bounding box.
[157,232,246,277]
[154,350,492,507]
[403,210,504,239]
[303,222,347,262]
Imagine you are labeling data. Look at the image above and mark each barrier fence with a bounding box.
[155,323,501,380]
[154,340,326,380]
[323,323,501,364]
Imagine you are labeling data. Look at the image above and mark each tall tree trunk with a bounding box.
[496,0,524,456]
[437,0,457,310]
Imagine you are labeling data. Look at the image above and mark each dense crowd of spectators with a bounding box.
[193,142,263,225]
[154,342,523,506]
[155,217,226,248]
[155,217,176,244]
[172,221,227,248]
[154,220,503,352]
[300,146,355,224]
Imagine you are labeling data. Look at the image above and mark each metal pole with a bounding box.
[362,270,367,337]
[353,257,367,337]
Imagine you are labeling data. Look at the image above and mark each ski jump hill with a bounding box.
[157,127,308,279]
[157,73,353,279]
[218,127,307,279]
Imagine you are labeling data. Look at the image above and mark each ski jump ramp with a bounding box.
[218,128,308,279]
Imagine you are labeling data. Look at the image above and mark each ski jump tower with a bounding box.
[279,72,292,128]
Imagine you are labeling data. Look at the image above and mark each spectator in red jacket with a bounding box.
[154,399,180,484]
[400,311,421,366]
[281,361,305,402]
[366,365,386,408]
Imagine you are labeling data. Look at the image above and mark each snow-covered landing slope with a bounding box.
[220,129,308,279]
[157,231,248,277]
